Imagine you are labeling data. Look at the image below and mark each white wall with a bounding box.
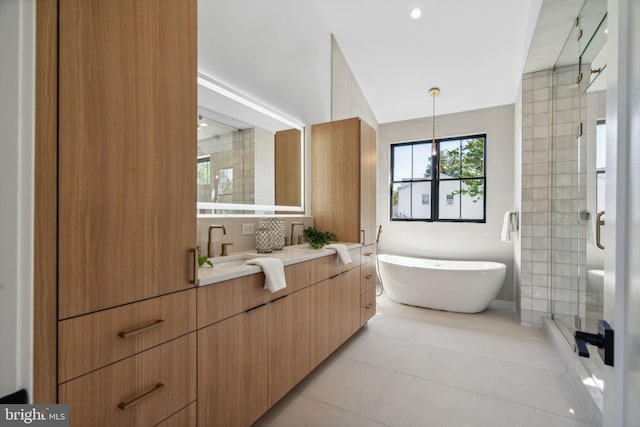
[0,0,35,399]
[378,104,516,301]
[331,37,378,129]
[198,0,332,128]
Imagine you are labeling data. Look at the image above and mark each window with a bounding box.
[390,134,486,222]
[197,156,211,185]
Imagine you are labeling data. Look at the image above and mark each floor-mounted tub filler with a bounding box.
[377,254,506,313]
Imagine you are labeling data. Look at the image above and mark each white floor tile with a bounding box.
[253,295,594,427]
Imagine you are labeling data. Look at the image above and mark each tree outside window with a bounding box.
[391,134,486,222]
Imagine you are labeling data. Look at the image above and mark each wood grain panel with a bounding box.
[339,268,361,344]
[198,306,268,427]
[155,402,196,427]
[360,288,376,326]
[197,273,272,328]
[309,277,340,368]
[267,289,311,407]
[58,290,196,382]
[57,0,197,318]
[360,120,377,244]
[34,0,59,404]
[360,244,377,294]
[311,118,360,242]
[284,261,311,292]
[275,128,303,212]
[59,333,197,427]
[309,254,334,284]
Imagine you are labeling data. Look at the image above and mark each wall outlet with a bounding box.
[242,223,255,235]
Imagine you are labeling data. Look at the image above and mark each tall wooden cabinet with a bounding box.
[36,0,198,423]
[311,117,377,245]
[57,0,197,319]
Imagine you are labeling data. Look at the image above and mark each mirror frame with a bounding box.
[197,73,305,215]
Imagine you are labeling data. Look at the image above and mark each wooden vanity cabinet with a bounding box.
[310,275,341,367]
[37,0,199,420]
[198,305,269,427]
[267,288,311,406]
[311,117,377,245]
[339,267,362,344]
[360,244,377,325]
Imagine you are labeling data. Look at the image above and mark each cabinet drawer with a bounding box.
[360,245,376,265]
[197,273,271,328]
[155,402,196,427]
[309,255,333,284]
[58,290,196,382]
[59,333,197,427]
[361,261,376,295]
[284,261,311,293]
[360,288,376,326]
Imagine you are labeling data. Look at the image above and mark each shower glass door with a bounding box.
[550,0,607,394]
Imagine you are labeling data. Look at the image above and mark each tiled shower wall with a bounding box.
[550,64,583,331]
[520,66,586,328]
[520,69,553,327]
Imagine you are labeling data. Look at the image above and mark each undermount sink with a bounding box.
[209,253,270,269]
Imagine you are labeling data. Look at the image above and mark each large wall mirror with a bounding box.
[197,74,304,215]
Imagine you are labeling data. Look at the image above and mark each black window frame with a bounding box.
[390,133,487,223]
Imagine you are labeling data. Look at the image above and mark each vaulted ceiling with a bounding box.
[198,0,580,126]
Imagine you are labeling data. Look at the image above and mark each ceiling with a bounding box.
[312,0,544,123]
[198,0,583,127]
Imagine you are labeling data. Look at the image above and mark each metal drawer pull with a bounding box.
[118,383,164,410]
[363,252,373,257]
[118,319,165,338]
[365,303,373,309]
[191,247,200,285]
[365,274,373,279]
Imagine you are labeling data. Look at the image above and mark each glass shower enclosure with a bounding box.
[550,0,607,394]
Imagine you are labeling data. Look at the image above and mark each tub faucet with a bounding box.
[290,222,305,246]
[207,224,226,258]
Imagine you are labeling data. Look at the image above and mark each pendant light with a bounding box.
[428,87,440,157]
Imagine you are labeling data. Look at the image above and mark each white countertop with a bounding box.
[197,242,362,286]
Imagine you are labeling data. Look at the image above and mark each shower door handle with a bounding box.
[596,210,605,250]
[574,319,614,366]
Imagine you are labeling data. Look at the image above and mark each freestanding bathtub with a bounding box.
[377,254,506,313]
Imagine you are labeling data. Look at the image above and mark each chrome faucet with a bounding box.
[207,224,227,257]
[290,222,305,246]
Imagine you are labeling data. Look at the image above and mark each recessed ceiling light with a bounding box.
[410,8,422,19]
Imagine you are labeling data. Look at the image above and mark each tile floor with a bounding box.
[254,293,593,427]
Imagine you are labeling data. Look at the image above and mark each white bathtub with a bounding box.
[377,254,506,313]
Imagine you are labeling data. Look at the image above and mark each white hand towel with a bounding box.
[245,258,287,293]
[325,244,352,265]
[501,212,512,243]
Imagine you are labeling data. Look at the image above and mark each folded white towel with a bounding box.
[245,257,287,293]
[501,212,512,243]
[325,244,352,265]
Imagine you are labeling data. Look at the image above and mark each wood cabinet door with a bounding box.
[360,120,377,245]
[339,268,361,344]
[311,118,360,243]
[267,288,311,407]
[361,288,377,326]
[57,0,197,319]
[310,276,340,367]
[198,306,268,427]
